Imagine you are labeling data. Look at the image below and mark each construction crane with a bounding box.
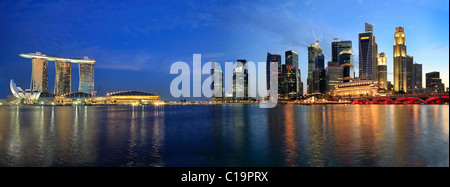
[311,28,319,45]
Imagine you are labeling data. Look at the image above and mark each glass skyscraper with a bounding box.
[285,50,301,98]
[359,23,377,81]
[266,53,282,97]
[412,63,422,89]
[307,41,322,94]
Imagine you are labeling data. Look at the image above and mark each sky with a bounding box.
[0,0,448,101]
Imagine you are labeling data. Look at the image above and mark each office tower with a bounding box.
[79,62,95,94]
[233,59,248,101]
[331,38,339,63]
[312,54,326,94]
[30,58,49,92]
[314,69,326,94]
[339,49,355,83]
[298,69,303,95]
[326,65,343,94]
[211,61,223,101]
[359,23,377,81]
[54,61,72,96]
[426,72,445,93]
[308,40,322,94]
[315,54,325,70]
[412,63,422,89]
[377,53,388,90]
[285,50,301,97]
[394,27,408,92]
[266,53,282,96]
[406,55,414,91]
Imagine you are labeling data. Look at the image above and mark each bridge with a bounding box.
[335,93,449,105]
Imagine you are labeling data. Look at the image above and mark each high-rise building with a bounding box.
[315,54,325,70]
[266,53,282,97]
[233,59,249,101]
[406,55,414,91]
[30,57,49,92]
[19,52,95,96]
[426,71,445,93]
[79,59,95,94]
[359,23,377,81]
[54,61,72,96]
[326,64,343,94]
[285,50,301,97]
[412,63,422,89]
[394,27,408,92]
[307,40,322,94]
[331,38,340,63]
[339,49,355,83]
[377,53,388,90]
[314,69,326,94]
[211,61,223,101]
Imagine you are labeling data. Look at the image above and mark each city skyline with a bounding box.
[0,0,448,101]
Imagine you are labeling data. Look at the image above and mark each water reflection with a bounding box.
[0,105,448,167]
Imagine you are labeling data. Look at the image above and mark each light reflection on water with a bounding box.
[0,104,448,167]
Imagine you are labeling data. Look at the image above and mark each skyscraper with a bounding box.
[331,38,340,63]
[55,61,72,96]
[394,27,408,92]
[266,53,282,97]
[285,50,300,99]
[30,57,49,92]
[233,59,248,101]
[326,64,343,94]
[307,40,322,94]
[377,53,388,90]
[313,54,326,94]
[359,23,377,81]
[79,59,95,94]
[211,61,223,101]
[412,63,422,89]
[406,55,414,91]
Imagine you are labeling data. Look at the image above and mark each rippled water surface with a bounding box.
[0,105,448,167]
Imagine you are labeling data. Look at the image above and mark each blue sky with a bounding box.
[0,0,448,100]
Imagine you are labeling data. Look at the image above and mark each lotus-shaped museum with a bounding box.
[10,79,41,100]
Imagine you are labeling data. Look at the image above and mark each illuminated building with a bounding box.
[332,38,352,65]
[10,79,41,102]
[104,91,162,105]
[30,56,49,92]
[285,50,301,98]
[426,72,445,93]
[333,80,382,97]
[55,60,72,96]
[79,59,95,94]
[377,53,387,90]
[211,61,224,101]
[266,53,282,97]
[393,27,407,92]
[358,23,377,81]
[233,59,249,101]
[339,49,355,82]
[307,39,322,94]
[19,52,96,96]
